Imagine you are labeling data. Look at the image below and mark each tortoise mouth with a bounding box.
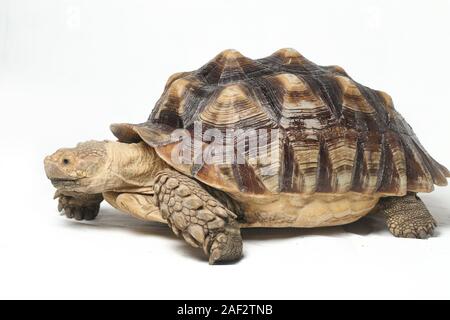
[50,178,82,188]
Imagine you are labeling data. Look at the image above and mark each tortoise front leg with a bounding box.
[379,192,437,239]
[153,169,243,264]
[55,191,103,221]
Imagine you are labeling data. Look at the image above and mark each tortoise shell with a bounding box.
[111,48,449,196]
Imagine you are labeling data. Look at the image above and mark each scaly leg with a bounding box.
[55,191,103,221]
[153,169,243,264]
[379,192,437,239]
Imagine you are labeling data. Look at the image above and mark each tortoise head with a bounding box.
[44,141,109,193]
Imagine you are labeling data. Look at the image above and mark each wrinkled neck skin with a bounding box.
[98,141,169,194]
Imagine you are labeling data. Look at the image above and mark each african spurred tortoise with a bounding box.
[45,49,450,264]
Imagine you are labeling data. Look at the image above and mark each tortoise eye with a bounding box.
[63,159,70,165]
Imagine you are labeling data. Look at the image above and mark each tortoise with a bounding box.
[44,48,450,264]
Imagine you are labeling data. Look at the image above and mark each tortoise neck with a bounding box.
[104,141,170,191]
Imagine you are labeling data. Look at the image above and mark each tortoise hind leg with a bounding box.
[153,169,243,264]
[379,192,437,239]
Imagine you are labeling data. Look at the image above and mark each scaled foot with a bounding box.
[153,170,243,264]
[55,191,103,221]
[380,193,436,239]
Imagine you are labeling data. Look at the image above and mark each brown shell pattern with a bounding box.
[114,49,450,196]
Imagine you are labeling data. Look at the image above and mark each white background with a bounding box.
[1,0,450,299]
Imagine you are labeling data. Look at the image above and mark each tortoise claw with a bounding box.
[56,194,103,221]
